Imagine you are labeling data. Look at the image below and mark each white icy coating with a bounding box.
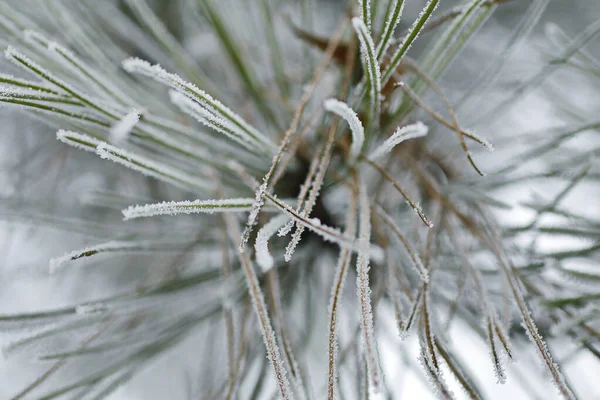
[0,72,58,94]
[122,58,275,151]
[121,198,257,220]
[358,0,372,32]
[382,0,440,85]
[464,129,495,151]
[239,180,268,252]
[277,148,321,238]
[255,214,289,272]
[109,110,140,143]
[326,193,357,399]
[376,0,406,60]
[368,121,428,161]
[24,29,133,106]
[59,129,211,190]
[324,98,364,161]
[356,177,381,393]
[418,344,456,400]
[265,194,380,260]
[96,142,210,191]
[49,241,129,273]
[56,130,103,152]
[5,46,120,121]
[169,90,259,152]
[352,17,381,124]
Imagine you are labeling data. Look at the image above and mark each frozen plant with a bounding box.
[0,0,598,399]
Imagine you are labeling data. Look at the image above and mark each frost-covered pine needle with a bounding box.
[351,17,381,128]
[368,121,428,161]
[358,0,372,33]
[327,193,357,400]
[324,98,364,162]
[169,90,262,153]
[96,142,212,191]
[418,341,456,400]
[5,46,119,120]
[56,130,103,153]
[255,214,290,272]
[485,316,507,385]
[239,180,268,252]
[381,0,440,85]
[463,129,495,152]
[121,198,258,220]
[49,240,165,273]
[355,176,381,393]
[221,212,293,400]
[122,57,276,152]
[376,0,406,61]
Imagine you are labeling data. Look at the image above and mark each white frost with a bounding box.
[368,121,428,161]
[109,110,141,144]
[255,214,289,272]
[122,198,257,220]
[324,98,364,161]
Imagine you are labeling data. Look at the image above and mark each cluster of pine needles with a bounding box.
[0,0,598,399]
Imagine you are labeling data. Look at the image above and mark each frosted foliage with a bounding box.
[368,121,428,161]
[284,224,304,262]
[0,1,595,399]
[56,130,103,152]
[324,98,364,161]
[122,58,274,151]
[96,142,211,191]
[464,129,495,151]
[5,46,118,120]
[278,219,295,237]
[326,197,357,400]
[265,195,378,259]
[49,241,132,273]
[356,178,381,393]
[169,90,259,152]
[240,180,268,252]
[351,17,381,125]
[121,198,257,220]
[376,0,406,60]
[255,214,289,272]
[418,347,455,400]
[486,317,507,385]
[382,0,440,85]
[5,46,71,92]
[359,0,372,32]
